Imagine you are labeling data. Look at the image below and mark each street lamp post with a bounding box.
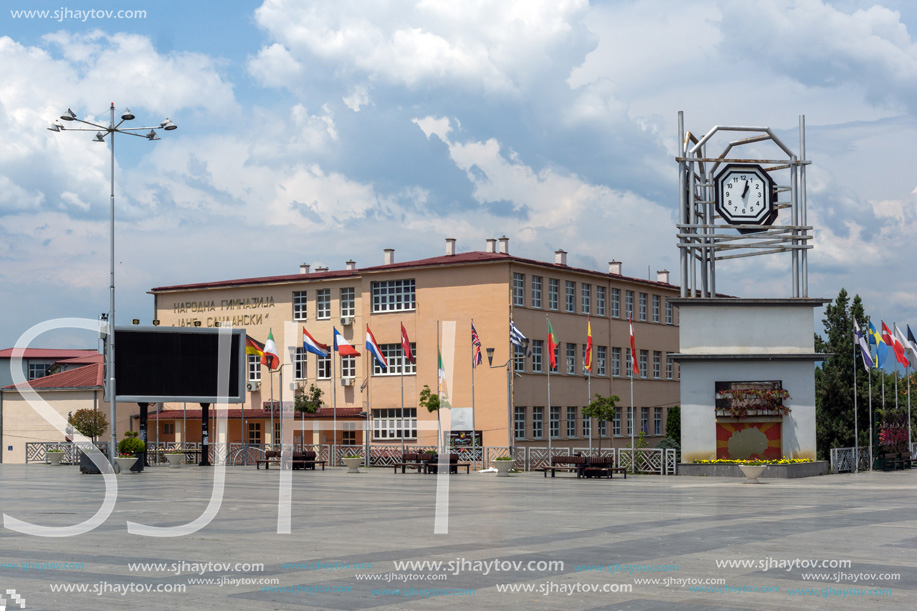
[49,104,177,465]
[487,339,527,460]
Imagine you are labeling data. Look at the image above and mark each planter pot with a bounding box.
[165,453,184,468]
[739,464,767,483]
[493,460,514,477]
[342,457,362,473]
[47,452,64,466]
[115,456,139,474]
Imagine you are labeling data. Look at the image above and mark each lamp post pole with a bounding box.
[487,340,526,460]
[49,105,176,465]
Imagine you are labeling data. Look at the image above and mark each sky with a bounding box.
[2,0,917,349]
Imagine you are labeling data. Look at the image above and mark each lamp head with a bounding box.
[60,108,76,121]
[47,120,64,132]
[486,347,495,366]
[120,108,135,121]
[146,130,160,141]
[160,118,177,131]
[93,131,106,142]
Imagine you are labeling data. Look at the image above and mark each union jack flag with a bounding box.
[471,320,483,368]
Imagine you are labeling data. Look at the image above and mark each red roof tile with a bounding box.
[147,407,364,420]
[2,363,103,391]
[0,348,98,360]
[54,354,104,365]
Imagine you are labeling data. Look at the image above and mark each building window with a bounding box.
[597,346,607,376]
[625,290,634,319]
[613,410,621,436]
[274,421,281,445]
[626,348,633,376]
[247,422,261,445]
[373,408,416,440]
[666,354,674,380]
[599,419,607,437]
[340,287,355,318]
[596,286,606,317]
[640,350,648,378]
[582,413,591,438]
[611,288,621,318]
[513,273,525,307]
[654,407,663,436]
[28,363,50,380]
[532,340,544,373]
[641,407,649,434]
[565,281,576,312]
[373,344,416,375]
[566,343,576,375]
[612,347,621,377]
[653,351,661,379]
[550,406,560,439]
[666,300,673,325]
[531,276,542,309]
[248,354,261,382]
[343,422,356,445]
[317,355,331,379]
[162,423,175,435]
[514,345,525,373]
[371,279,416,312]
[639,292,647,321]
[316,288,331,319]
[652,295,660,323]
[532,407,544,439]
[294,347,307,380]
[515,406,526,440]
[548,278,559,310]
[567,406,577,437]
[293,290,307,321]
[341,355,356,378]
[581,283,591,314]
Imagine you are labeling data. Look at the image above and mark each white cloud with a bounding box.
[343,85,371,112]
[247,42,304,87]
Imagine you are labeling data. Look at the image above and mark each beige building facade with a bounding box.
[150,238,681,451]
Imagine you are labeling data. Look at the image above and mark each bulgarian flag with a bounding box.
[584,317,593,373]
[547,316,558,370]
[262,329,280,370]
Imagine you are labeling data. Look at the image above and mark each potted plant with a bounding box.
[116,432,145,474]
[737,460,768,483]
[47,447,65,466]
[342,454,362,473]
[493,455,514,477]
[165,447,185,468]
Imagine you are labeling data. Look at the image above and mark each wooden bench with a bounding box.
[542,455,588,477]
[425,454,470,474]
[881,453,912,471]
[393,452,430,473]
[580,456,627,479]
[257,451,326,470]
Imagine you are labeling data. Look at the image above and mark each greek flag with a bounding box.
[510,320,531,355]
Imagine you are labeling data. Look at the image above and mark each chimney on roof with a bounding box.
[555,249,567,266]
[609,260,622,275]
[485,238,496,253]
[657,269,670,284]
[498,236,509,254]
[384,248,395,265]
[315,266,329,273]
[346,260,356,271]
[445,238,456,256]
[299,264,310,275]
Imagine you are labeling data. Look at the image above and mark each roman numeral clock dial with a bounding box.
[714,163,777,234]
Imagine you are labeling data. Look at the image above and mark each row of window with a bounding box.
[292,280,417,321]
[513,273,674,324]
[512,343,679,379]
[248,343,417,382]
[514,406,665,440]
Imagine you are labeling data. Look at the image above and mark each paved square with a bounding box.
[0,464,913,610]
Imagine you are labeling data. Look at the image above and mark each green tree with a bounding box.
[294,384,324,414]
[68,408,108,441]
[814,288,871,459]
[582,393,618,451]
[419,385,445,450]
[665,405,681,442]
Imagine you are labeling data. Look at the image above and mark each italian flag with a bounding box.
[438,348,445,383]
[547,316,558,370]
[261,329,280,370]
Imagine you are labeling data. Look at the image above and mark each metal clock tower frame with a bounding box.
[676,112,812,298]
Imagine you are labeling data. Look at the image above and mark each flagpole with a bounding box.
[400,320,405,457]
[470,320,476,466]
[546,314,552,460]
[364,333,370,467]
[869,365,873,470]
[853,324,858,473]
[332,333,337,456]
[270,366,275,451]
[588,369,592,453]
[436,320,442,452]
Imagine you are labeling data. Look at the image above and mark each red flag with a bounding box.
[584,317,593,373]
[401,323,415,363]
[883,322,908,366]
[629,318,639,376]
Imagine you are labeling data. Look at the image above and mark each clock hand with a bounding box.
[741,180,749,199]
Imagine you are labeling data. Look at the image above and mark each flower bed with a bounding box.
[678,458,827,479]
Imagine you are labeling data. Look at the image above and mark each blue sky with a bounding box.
[2,0,917,348]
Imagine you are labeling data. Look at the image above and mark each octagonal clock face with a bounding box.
[714,163,777,233]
